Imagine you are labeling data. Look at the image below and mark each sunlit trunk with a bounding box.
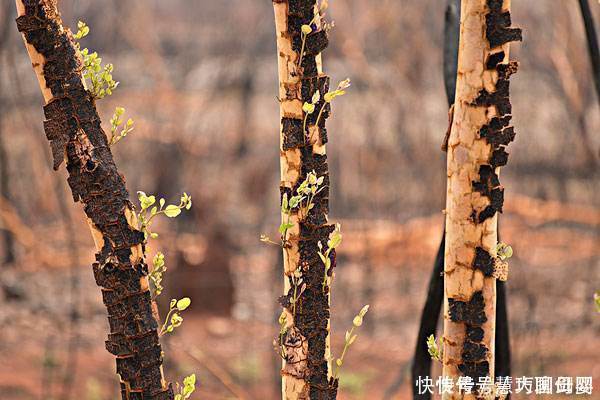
[442,1,520,398]
[273,1,337,398]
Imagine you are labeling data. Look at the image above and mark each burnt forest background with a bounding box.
[0,1,598,399]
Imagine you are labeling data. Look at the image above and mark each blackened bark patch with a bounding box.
[479,117,515,146]
[486,51,505,69]
[473,247,494,277]
[288,0,317,17]
[490,187,504,213]
[301,56,319,78]
[448,291,487,326]
[17,2,171,399]
[471,25,519,224]
[449,291,490,382]
[485,0,522,48]
[490,147,509,168]
[278,0,337,397]
[477,205,497,223]
[462,341,488,363]
[458,361,490,382]
[304,31,329,56]
[466,326,484,342]
[282,117,304,150]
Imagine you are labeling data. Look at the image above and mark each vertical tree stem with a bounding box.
[273,0,337,398]
[15,1,173,398]
[442,1,520,398]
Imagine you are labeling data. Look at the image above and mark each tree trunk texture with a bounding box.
[15,1,174,398]
[273,1,337,398]
[442,1,520,398]
[411,1,512,398]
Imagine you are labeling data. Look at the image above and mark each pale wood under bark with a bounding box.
[273,1,334,399]
[442,0,516,398]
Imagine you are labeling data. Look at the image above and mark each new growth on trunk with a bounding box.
[442,0,521,398]
[272,0,338,398]
[15,1,174,398]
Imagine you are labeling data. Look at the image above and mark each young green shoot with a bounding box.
[333,305,369,379]
[160,297,191,336]
[136,192,192,240]
[277,311,288,358]
[426,334,443,362]
[260,171,326,247]
[149,252,166,300]
[290,268,305,318]
[496,242,513,261]
[109,107,134,145]
[319,223,342,290]
[302,90,320,139]
[174,373,197,400]
[296,0,330,69]
[595,291,600,313]
[315,78,350,128]
[73,21,118,99]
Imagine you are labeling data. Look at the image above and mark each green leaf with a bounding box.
[281,193,289,213]
[164,205,182,218]
[302,102,315,114]
[184,373,196,387]
[176,297,191,311]
[279,222,294,234]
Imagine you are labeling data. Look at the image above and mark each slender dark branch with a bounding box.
[409,2,459,399]
[495,281,511,378]
[443,0,461,106]
[410,235,445,400]
[578,0,600,106]
[0,0,16,265]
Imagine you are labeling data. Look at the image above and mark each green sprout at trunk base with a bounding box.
[426,334,443,362]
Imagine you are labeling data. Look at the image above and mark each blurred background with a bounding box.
[0,1,599,399]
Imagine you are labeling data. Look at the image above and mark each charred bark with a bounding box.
[273,1,338,398]
[15,1,173,398]
[442,1,520,398]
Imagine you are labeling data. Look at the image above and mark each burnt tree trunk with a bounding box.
[411,0,512,397]
[15,1,173,398]
[273,0,338,398]
[442,1,520,398]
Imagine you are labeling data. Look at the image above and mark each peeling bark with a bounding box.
[273,1,337,398]
[15,1,173,398]
[442,0,520,398]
